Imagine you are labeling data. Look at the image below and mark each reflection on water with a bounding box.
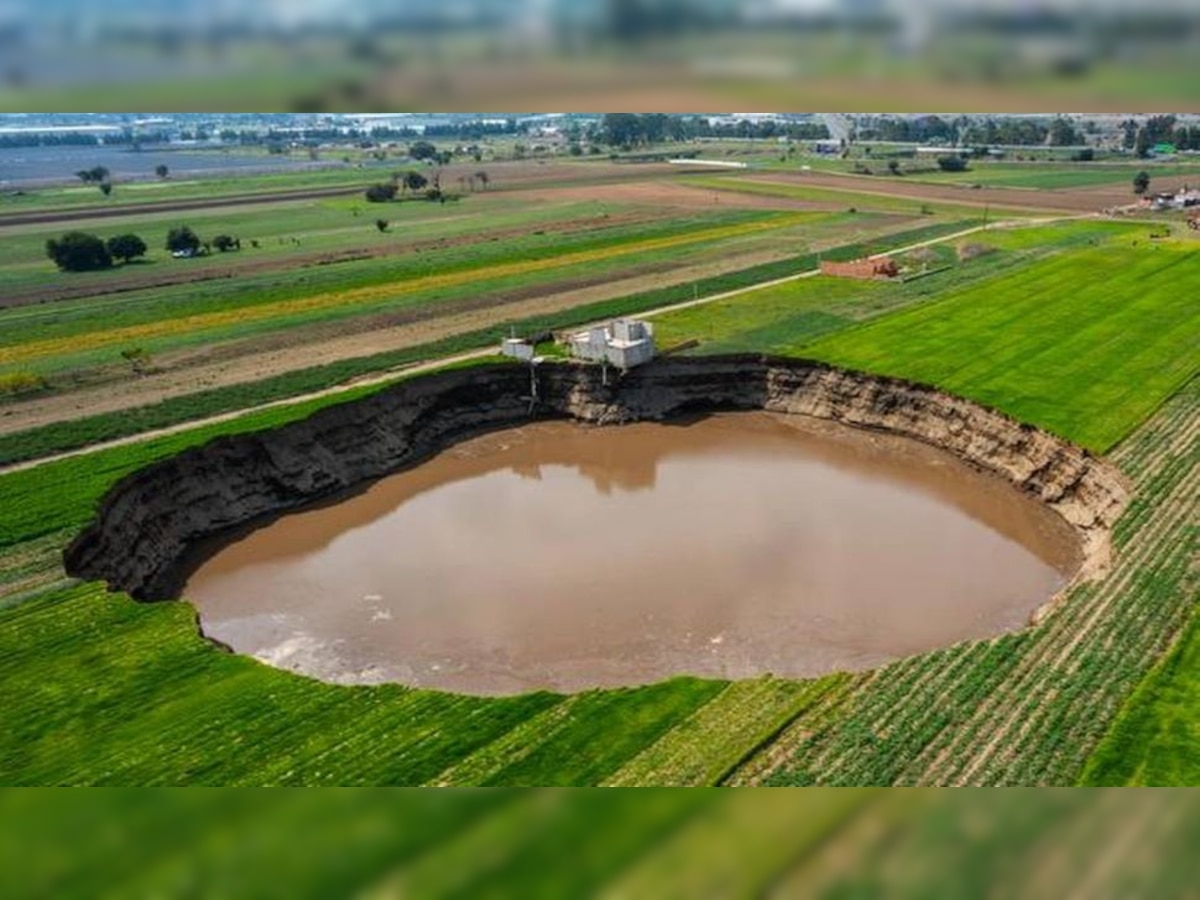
[185,413,1080,695]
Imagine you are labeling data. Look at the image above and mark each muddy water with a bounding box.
[184,413,1081,695]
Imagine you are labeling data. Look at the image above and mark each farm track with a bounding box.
[732,377,1198,786]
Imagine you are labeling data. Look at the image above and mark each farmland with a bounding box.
[654,220,1200,454]
[0,147,1197,787]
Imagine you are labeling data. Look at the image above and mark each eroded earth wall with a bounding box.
[64,356,1130,600]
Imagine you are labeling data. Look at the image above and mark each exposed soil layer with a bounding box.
[184,412,1080,693]
[64,356,1129,611]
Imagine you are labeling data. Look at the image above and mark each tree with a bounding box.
[375,218,389,233]
[887,159,901,175]
[106,234,147,264]
[600,113,643,148]
[1135,129,1151,159]
[165,226,201,255]
[75,165,110,184]
[155,164,169,179]
[1048,116,1081,146]
[364,183,397,202]
[936,155,970,172]
[403,171,428,194]
[46,231,113,272]
[1133,171,1151,195]
[212,234,239,252]
[408,140,438,161]
[99,182,112,196]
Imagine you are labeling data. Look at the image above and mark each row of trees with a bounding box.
[365,169,489,203]
[46,227,242,272]
[863,115,1087,148]
[1122,115,1200,156]
[46,232,146,271]
[596,114,829,149]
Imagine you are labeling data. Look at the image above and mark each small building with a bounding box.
[500,337,535,362]
[569,318,656,369]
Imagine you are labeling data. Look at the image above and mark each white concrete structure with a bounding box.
[500,337,535,362]
[570,318,656,370]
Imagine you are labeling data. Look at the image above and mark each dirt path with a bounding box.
[0,220,1009,474]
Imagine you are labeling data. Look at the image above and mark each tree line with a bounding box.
[364,169,489,204]
[45,226,243,272]
[595,114,829,149]
[1122,115,1200,156]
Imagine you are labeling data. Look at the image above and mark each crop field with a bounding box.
[801,233,1200,452]
[664,222,1200,450]
[0,156,1197,787]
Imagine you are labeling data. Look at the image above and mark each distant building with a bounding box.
[569,318,656,369]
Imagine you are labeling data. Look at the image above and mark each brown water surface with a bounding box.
[184,413,1080,695]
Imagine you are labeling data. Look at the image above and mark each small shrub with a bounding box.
[364,183,397,202]
[0,371,47,396]
[957,242,995,262]
[120,347,152,375]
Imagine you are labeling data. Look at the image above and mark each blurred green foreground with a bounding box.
[3,788,1197,899]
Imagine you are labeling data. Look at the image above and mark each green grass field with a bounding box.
[800,233,1200,451]
[1081,612,1200,786]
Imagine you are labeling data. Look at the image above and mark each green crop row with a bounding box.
[760,380,1199,786]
